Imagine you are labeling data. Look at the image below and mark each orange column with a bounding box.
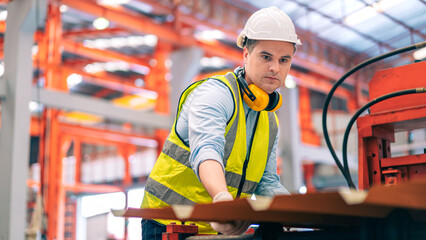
[145,40,173,155]
[119,144,136,186]
[41,3,66,240]
[74,138,82,184]
[299,86,321,146]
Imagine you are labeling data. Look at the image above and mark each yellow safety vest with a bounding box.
[141,72,279,234]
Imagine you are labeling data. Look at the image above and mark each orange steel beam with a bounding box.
[61,38,150,67]
[42,5,65,240]
[119,144,136,186]
[60,0,245,64]
[46,109,62,240]
[290,69,354,100]
[144,40,172,154]
[299,86,321,146]
[61,0,192,45]
[63,183,124,193]
[0,21,5,32]
[27,179,124,194]
[62,27,128,38]
[59,65,147,95]
[29,117,155,147]
[57,136,71,240]
[134,0,246,39]
[59,122,156,147]
[59,0,362,85]
[74,138,82,184]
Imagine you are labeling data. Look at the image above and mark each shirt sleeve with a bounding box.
[184,80,234,179]
[255,129,290,197]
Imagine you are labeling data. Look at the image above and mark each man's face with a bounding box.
[243,40,294,94]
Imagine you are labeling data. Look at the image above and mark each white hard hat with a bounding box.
[237,6,302,48]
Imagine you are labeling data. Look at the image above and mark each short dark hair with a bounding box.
[244,37,297,54]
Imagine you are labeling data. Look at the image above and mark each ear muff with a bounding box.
[236,67,283,112]
[265,91,283,112]
[242,84,270,111]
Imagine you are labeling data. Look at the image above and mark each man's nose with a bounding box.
[269,61,280,72]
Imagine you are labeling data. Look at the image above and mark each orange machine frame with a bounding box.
[357,61,426,190]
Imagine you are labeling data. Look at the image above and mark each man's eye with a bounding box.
[280,58,288,63]
[262,55,271,60]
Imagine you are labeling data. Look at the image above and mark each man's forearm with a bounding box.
[199,160,228,198]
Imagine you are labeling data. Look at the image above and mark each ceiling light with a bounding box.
[97,0,130,6]
[143,34,158,47]
[200,57,227,68]
[93,17,110,30]
[285,75,296,89]
[67,73,83,89]
[29,101,42,112]
[0,10,7,21]
[59,5,68,13]
[0,62,4,77]
[195,30,225,42]
[345,0,404,26]
[344,6,377,26]
[32,45,39,56]
[127,36,145,47]
[134,78,144,87]
[83,35,156,49]
[413,46,426,60]
[372,0,404,12]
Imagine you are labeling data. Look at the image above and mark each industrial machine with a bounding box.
[113,46,426,239]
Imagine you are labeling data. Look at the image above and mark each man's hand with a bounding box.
[210,191,251,235]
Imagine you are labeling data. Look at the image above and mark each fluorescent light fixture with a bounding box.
[59,5,68,13]
[372,0,404,12]
[109,37,126,48]
[32,45,39,57]
[285,75,297,89]
[200,57,227,68]
[97,0,130,6]
[195,29,226,41]
[345,6,377,26]
[345,0,404,26]
[134,78,144,87]
[135,89,158,100]
[67,73,83,89]
[83,35,156,49]
[127,36,146,47]
[413,46,426,60]
[131,1,153,13]
[29,101,42,112]
[83,61,150,75]
[0,10,7,21]
[0,62,4,77]
[143,34,158,47]
[93,17,110,30]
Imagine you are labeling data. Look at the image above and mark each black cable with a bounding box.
[321,41,426,189]
[342,88,426,188]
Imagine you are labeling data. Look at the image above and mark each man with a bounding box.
[141,6,301,239]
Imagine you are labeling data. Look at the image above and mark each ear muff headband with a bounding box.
[235,67,283,112]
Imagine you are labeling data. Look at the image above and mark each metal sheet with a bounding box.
[113,178,426,227]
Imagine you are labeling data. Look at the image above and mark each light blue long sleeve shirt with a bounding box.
[175,77,289,196]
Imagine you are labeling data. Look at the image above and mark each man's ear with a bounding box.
[243,47,249,63]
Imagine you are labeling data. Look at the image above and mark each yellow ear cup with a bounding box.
[243,84,270,111]
[268,92,283,112]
